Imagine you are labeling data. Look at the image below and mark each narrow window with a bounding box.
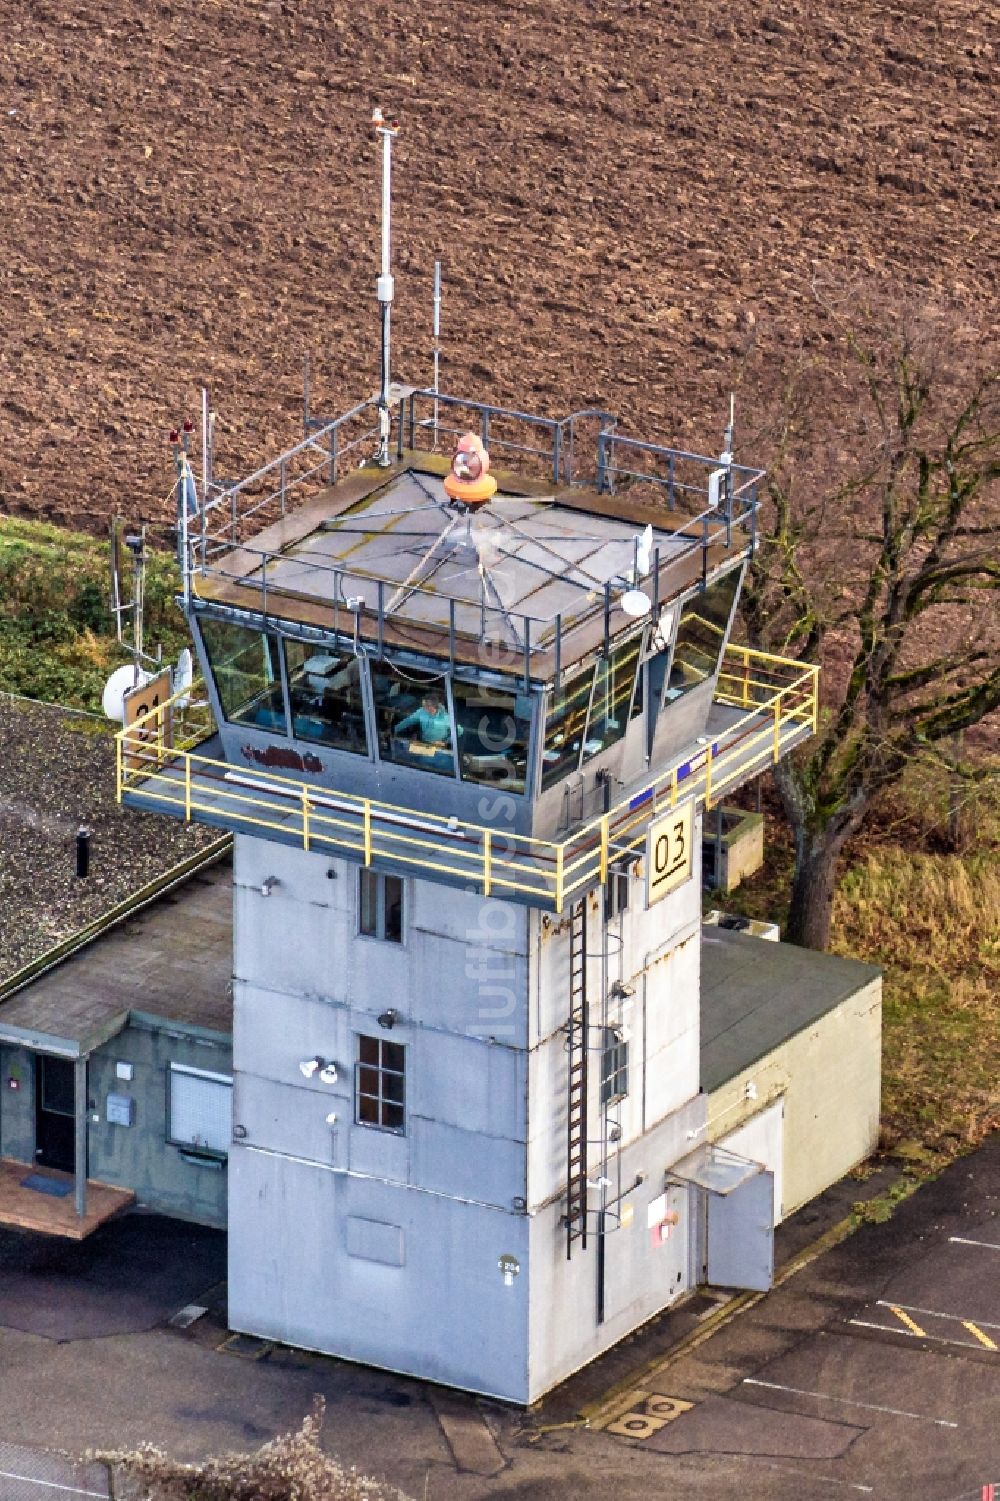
[604,858,634,921]
[370,662,456,777]
[582,632,643,765]
[199,617,286,732]
[451,679,533,794]
[600,1028,629,1108]
[356,1035,406,1132]
[359,869,404,943]
[540,665,595,790]
[666,569,741,701]
[168,1064,233,1156]
[284,640,368,756]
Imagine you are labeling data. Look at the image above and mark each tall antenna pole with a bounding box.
[373,107,399,467]
[432,259,442,449]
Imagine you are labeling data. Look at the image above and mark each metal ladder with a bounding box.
[565,897,589,1257]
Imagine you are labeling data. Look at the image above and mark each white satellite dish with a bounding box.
[620,589,652,619]
[102,664,152,722]
[172,647,193,708]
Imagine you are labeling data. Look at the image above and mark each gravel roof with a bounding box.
[0,695,218,982]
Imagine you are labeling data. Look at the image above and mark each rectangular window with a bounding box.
[370,662,456,777]
[168,1064,233,1156]
[540,665,595,791]
[451,679,533,794]
[284,640,369,756]
[356,1035,405,1132]
[667,569,741,701]
[582,632,643,765]
[359,869,404,943]
[199,617,286,732]
[600,1029,629,1108]
[604,857,636,921]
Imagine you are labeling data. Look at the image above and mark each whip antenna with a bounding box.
[373,107,399,466]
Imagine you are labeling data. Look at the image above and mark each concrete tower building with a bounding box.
[120,390,821,1401]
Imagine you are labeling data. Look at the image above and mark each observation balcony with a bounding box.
[117,645,818,913]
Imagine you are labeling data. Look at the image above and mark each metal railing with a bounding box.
[117,646,817,912]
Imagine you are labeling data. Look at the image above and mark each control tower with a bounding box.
[118,122,818,1403]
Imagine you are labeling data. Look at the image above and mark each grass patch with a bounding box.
[0,516,186,710]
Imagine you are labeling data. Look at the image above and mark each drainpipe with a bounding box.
[74,1056,88,1219]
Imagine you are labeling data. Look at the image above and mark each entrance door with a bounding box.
[35,1056,77,1173]
[706,1169,774,1291]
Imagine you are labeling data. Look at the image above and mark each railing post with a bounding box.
[597,431,606,494]
[811,666,819,735]
[483,829,492,898]
[396,398,405,460]
[363,801,372,865]
[184,756,192,821]
[773,696,782,763]
[552,422,562,486]
[115,735,122,803]
[555,844,564,915]
[671,766,678,807]
[704,747,713,811]
[329,425,338,486]
[667,452,675,509]
[599,815,609,885]
[279,458,287,515]
[302,789,311,852]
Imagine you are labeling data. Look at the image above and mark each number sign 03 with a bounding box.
[646,802,695,906]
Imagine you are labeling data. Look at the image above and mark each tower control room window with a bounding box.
[451,679,533,794]
[370,661,456,778]
[200,617,286,732]
[356,1035,405,1132]
[359,869,404,943]
[666,569,741,701]
[284,640,368,756]
[540,665,595,791]
[581,632,643,766]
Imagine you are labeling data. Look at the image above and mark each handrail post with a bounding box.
[671,766,678,807]
[773,696,782,763]
[302,789,311,852]
[363,801,372,865]
[811,666,819,735]
[184,756,192,821]
[483,829,492,898]
[704,746,713,811]
[555,844,564,915]
[115,735,122,802]
[599,815,609,885]
[552,421,562,486]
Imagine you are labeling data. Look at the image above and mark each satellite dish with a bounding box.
[620,589,652,619]
[172,647,193,708]
[102,664,151,722]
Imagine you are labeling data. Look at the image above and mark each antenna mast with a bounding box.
[373,107,399,467]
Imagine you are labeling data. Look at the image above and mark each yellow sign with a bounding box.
[646,801,694,905]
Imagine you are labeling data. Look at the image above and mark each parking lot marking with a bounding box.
[0,1473,106,1498]
[849,1318,1000,1355]
[743,1378,958,1427]
[877,1300,1000,1334]
[949,1236,1000,1252]
[962,1322,998,1352]
[887,1304,927,1338]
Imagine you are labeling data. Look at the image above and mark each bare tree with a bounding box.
[740,300,1000,949]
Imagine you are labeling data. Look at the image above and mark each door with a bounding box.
[35,1056,77,1173]
[706,1169,774,1292]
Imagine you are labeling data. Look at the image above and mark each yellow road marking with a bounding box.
[962,1321,998,1351]
[888,1304,927,1338]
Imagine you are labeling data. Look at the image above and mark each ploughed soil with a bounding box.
[0,696,218,978]
[0,0,996,532]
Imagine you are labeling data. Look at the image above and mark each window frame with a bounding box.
[599,1027,629,1109]
[358,868,405,944]
[166,1062,234,1160]
[354,1034,406,1134]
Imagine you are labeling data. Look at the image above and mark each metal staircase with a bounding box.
[565,897,589,1258]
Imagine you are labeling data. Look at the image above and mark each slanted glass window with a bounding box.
[359,869,403,943]
[452,680,533,794]
[356,1035,405,1132]
[370,662,456,778]
[168,1064,233,1156]
[600,1028,629,1108]
[667,570,741,700]
[540,666,595,791]
[284,640,368,756]
[200,617,286,732]
[582,632,643,765]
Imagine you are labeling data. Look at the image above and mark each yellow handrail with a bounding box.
[117,646,819,908]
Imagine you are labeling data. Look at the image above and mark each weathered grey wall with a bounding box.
[0,1044,36,1161]
[706,977,882,1218]
[88,1020,232,1229]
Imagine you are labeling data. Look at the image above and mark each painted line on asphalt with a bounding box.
[949,1236,1000,1252]
[0,1472,106,1498]
[747,1458,874,1494]
[849,1318,998,1355]
[887,1304,926,1338]
[962,1321,998,1352]
[877,1300,1000,1333]
[743,1377,958,1427]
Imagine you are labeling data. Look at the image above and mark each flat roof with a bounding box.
[0,695,220,984]
[0,860,233,1056]
[197,452,749,679]
[700,927,880,1092]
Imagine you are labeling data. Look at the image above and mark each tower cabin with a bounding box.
[119,392,818,1404]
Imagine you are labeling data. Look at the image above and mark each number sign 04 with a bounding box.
[646,801,694,906]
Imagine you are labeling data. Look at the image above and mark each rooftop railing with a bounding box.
[117,644,817,913]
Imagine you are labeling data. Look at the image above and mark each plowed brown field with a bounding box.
[0,0,996,529]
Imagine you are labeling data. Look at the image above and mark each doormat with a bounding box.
[20,1173,74,1197]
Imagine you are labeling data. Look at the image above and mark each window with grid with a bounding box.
[359,869,404,942]
[600,1029,629,1108]
[356,1035,406,1132]
[168,1064,233,1155]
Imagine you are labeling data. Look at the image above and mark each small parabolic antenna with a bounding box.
[172,647,193,708]
[620,589,652,619]
[102,664,152,722]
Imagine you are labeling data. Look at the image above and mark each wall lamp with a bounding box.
[377,1009,398,1030]
[299,1057,338,1084]
[260,876,280,897]
[610,980,635,1000]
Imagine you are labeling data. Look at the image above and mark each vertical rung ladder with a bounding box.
[565,897,589,1257]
